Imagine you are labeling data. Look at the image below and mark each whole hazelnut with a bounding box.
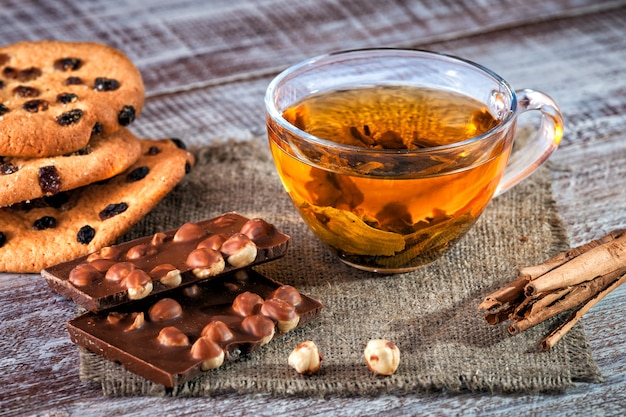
[157,326,189,347]
[150,232,168,246]
[239,218,275,241]
[105,261,135,282]
[87,245,121,262]
[197,234,227,251]
[68,263,101,287]
[288,340,322,375]
[148,298,183,322]
[220,233,257,268]
[125,243,158,260]
[364,339,400,376]
[191,337,225,371]
[271,285,302,306]
[232,291,264,316]
[150,263,182,288]
[125,312,145,332]
[241,314,275,346]
[186,247,225,278]
[260,298,299,333]
[201,320,235,343]
[125,269,153,300]
[173,222,206,242]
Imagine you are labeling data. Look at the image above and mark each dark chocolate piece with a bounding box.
[67,269,322,387]
[42,213,290,312]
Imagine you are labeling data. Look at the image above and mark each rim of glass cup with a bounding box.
[265,48,518,155]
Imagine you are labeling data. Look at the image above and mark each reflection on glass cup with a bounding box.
[265,49,563,273]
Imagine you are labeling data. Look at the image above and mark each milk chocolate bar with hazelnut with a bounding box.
[67,269,323,387]
[42,213,290,312]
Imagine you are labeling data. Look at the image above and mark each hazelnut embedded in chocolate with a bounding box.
[201,320,234,343]
[240,218,276,241]
[261,298,300,333]
[87,246,122,262]
[150,264,182,288]
[125,312,145,332]
[231,291,264,317]
[87,258,116,273]
[125,243,158,260]
[124,269,153,300]
[190,337,225,371]
[148,298,183,322]
[220,233,257,268]
[196,234,227,251]
[68,263,101,287]
[106,312,125,325]
[271,285,303,306]
[241,314,275,346]
[174,222,207,242]
[150,232,168,246]
[104,261,135,282]
[186,247,225,278]
[157,326,189,347]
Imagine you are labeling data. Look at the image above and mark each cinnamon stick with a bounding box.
[478,229,626,350]
[510,286,572,322]
[541,271,626,350]
[524,231,626,296]
[509,271,621,334]
[519,230,622,280]
[478,275,528,311]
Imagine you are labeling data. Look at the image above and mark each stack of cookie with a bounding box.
[0,40,194,273]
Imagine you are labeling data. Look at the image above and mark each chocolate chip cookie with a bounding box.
[0,40,145,157]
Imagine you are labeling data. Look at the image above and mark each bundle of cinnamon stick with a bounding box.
[479,229,626,350]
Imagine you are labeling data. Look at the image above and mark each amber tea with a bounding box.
[268,85,513,271]
[266,49,563,273]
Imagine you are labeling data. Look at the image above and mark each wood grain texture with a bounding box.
[1,0,626,415]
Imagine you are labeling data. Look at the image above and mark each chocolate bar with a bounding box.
[42,213,290,311]
[67,268,323,387]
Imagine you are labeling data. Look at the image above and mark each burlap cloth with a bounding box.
[78,137,601,397]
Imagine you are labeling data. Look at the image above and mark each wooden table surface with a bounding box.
[2,0,626,415]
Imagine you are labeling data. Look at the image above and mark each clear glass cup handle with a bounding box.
[495,88,564,196]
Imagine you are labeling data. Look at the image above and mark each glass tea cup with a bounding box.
[265,48,563,273]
